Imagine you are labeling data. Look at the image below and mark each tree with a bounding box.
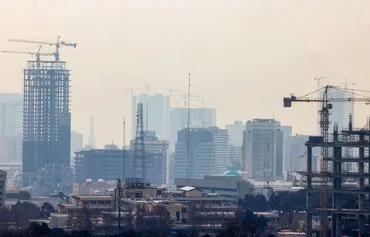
[41,202,55,218]
[220,209,267,237]
[10,201,42,229]
[240,195,269,212]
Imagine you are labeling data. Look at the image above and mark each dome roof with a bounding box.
[223,167,240,176]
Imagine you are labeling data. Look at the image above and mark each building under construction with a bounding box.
[302,125,370,236]
[22,59,71,192]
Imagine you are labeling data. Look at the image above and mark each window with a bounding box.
[176,211,180,221]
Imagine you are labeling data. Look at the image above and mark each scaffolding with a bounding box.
[303,127,370,236]
[22,60,71,192]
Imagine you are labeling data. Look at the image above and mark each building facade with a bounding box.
[130,131,169,186]
[74,145,129,183]
[243,119,283,181]
[174,127,229,180]
[0,170,6,207]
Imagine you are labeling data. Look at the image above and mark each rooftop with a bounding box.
[179,186,196,192]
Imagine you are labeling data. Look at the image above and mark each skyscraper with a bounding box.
[169,107,217,150]
[281,125,292,173]
[22,60,71,191]
[243,119,283,181]
[71,130,83,168]
[174,127,229,180]
[226,121,244,169]
[0,93,23,162]
[285,135,309,173]
[131,93,170,140]
[226,121,244,147]
[0,93,23,136]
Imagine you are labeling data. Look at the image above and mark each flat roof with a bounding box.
[72,195,112,200]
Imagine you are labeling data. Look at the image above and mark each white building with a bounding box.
[226,121,244,169]
[243,119,284,181]
[71,130,83,167]
[226,121,244,147]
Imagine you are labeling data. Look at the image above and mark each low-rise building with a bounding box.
[175,168,253,200]
[73,179,117,195]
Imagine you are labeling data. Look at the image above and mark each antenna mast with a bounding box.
[187,73,191,183]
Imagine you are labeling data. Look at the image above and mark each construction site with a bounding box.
[2,37,76,193]
[284,85,370,237]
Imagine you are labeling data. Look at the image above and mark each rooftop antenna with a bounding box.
[88,116,96,149]
[121,117,126,183]
[145,84,149,132]
[187,73,191,184]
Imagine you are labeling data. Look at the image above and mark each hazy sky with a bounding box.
[1,1,370,146]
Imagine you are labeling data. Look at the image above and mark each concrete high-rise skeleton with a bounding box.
[22,59,72,191]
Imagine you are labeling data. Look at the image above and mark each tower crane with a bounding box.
[8,36,77,61]
[284,85,370,236]
[1,46,54,62]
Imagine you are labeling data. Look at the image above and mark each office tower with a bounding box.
[0,93,23,136]
[70,130,83,168]
[0,93,23,162]
[285,135,309,173]
[226,121,244,147]
[174,127,229,180]
[226,121,244,169]
[75,145,129,183]
[22,59,71,191]
[281,125,292,173]
[131,93,170,140]
[242,119,283,181]
[169,107,217,150]
[0,170,6,207]
[130,131,169,186]
[209,127,229,175]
